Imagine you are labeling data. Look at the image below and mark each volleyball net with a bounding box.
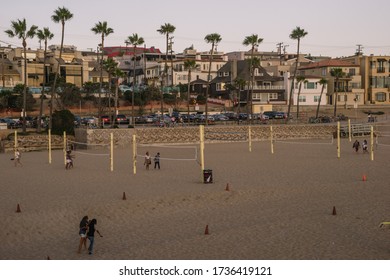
[66,140,111,157]
[137,143,199,162]
[274,136,334,145]
[373,124,390,148]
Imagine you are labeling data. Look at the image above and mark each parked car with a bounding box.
[263,111,285,119]
[114,114,129,124]
[213,114,229,121]
[224,112,238,120]
[100,115,111,124]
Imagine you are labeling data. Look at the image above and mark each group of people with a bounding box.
[144,151,160,170]
[353,139,368,153]
[78,216,103,255]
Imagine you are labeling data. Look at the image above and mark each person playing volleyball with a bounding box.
[144,151,151,170]
[154,152,160,169]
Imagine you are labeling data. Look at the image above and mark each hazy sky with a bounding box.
[1,0,389,57]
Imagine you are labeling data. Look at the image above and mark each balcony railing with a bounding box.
[252,85,284,90]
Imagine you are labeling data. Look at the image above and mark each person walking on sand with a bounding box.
[65,150,74,170]
[78,215,89,253]
[14,149,22,167]
[154,152,160,169]
[353,140,360,153]
[87,218,103,255]
[144,151,151,170]
[362,139,368,153]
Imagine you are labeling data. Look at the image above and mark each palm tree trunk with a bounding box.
[205,43,214,126]
[37,41,48,133]
[132,45,136,127]
[296,83,302,119]
[316,85,325,119]
[333,79,338,117]
[286,39,301,124]
[187,70,191,124]
[49,23,65,130]
[22,42,27,133]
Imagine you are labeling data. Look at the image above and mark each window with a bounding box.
[305,82,317,89]
[337,95,347,102]
[223,72,229,77]
[268,93,278,100]
[321,68,327,76]
[349,68,356,76]
[375,92,386,102]
[370,61,376,69]
[253,93,261,100]
[314,96,320,102]
[216,83,223,91]
[218,72,223,77]
[298,96,306,102]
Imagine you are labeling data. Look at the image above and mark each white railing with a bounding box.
[252,85,284,90]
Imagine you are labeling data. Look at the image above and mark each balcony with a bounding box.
[252,85,284,90]
[377,68,386,73]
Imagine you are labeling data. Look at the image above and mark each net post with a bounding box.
[337,121,340,159]
[48,129,52,164]
[348,119,351,142]
[370,126,374,161]
[110,133,114,171]
[200,125,205,182]
[248,125,252,152]
[132,134,137,175]
[270,125,274,154]
[63,131,67,165]
[14,130,17,151]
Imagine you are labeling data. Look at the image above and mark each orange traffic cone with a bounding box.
[332,206,337,216]
[204,225,209,235]
[122,192,126,200]
[362,175,367,181]
[225,183,230,191]
[16,204,21,213]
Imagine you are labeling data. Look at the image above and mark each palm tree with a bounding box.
[330,68,346,117]
[204,33,222,124]
[295,76,307,120]
[286,26,308,123]
[112,67,125,126]
[243,34,263,122]
[125,33,144,126]
[315,78,327,119]
[157,23,176,87]
[91,21,114,126]
[102,57,118,126]
[184,59,198,123]
[234,78,247,123]
[36,27,54,132]
[5,18,38,133]
[50,6,73,129]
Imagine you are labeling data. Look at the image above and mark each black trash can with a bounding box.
[203,169,213,184]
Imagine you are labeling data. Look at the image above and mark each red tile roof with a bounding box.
[103,46,162,57]
[299,59,357,70]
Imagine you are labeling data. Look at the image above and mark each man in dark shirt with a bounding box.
[87,219,103,255]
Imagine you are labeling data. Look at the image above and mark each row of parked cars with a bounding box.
[0,116,42,129]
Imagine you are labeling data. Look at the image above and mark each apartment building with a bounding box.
[210,60,284,113]
[298,59,364,107]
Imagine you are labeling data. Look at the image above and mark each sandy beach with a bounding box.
[1,134,390,260]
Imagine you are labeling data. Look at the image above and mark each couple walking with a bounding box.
[78,216,103,255]
[144,151,160,170]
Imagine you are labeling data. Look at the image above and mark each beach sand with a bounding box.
[1,136,390,260]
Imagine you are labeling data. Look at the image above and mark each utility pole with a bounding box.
[355,44,364,56]
[276,42,284,65]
